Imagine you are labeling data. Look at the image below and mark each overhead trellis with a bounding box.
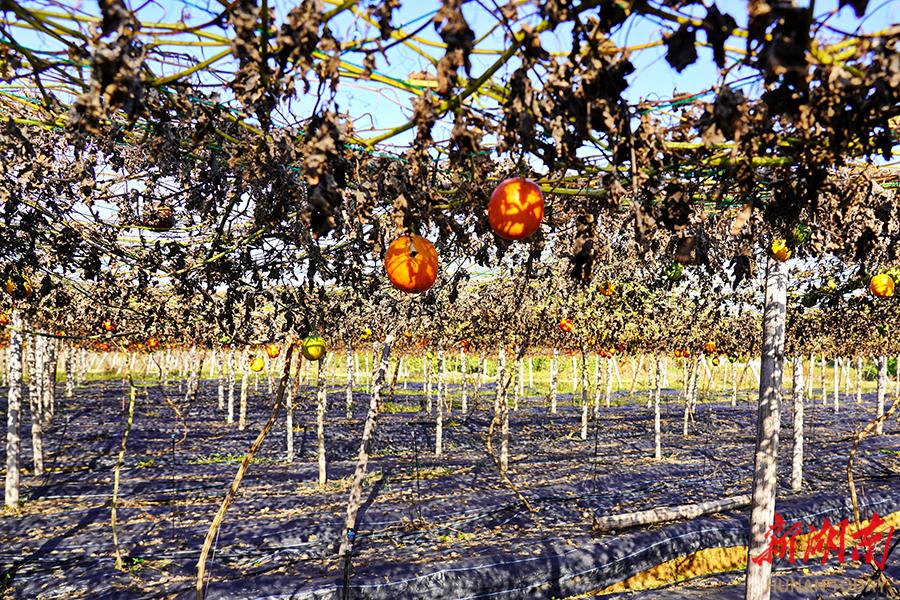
[0,0,898,308]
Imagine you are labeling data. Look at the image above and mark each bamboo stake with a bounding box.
[195,345,294,600]
[112,379,136,570]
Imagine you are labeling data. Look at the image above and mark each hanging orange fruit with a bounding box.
[705,341,716,354]
[559,318,574,333]
[870,274,895,298]
[249,356,265,372]
[488,177,545,241]
[265,343,281,359]
[385,235,439,293]
[102,320,116,332]
[0,313,8,326]
[147,337,159,350]
[770,239,791,262]
[600,281,616,296]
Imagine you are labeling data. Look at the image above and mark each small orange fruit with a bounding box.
[770,239,791,262]
[385,235,439,293]
[600,281,616,296]
[559,319,574,333]
[102,320,116,332]
[705,341,716,354]
[870,274,895,298]
[249,356,265,372]
[147,337,159,350]
[265,343,280,359]
[488,177,545,241]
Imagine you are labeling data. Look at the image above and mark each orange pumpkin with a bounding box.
[385,235,439,293]
[265,343,280,359]
[870,274,895,298]
[249,356,265,372]
[488,177,545,241]
[559,318,574,333]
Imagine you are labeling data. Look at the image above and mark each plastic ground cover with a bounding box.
[0,378,897,598]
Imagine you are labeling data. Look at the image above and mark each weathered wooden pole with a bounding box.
[745,255,787,600]
[790,355,804,493]
[338,335,394,599]
[5,312,23,508]
[875,355,887,436]
[549,348,558,414]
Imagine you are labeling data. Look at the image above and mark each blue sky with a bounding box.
[8,0,897,156]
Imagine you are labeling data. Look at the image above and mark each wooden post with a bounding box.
[226,348,236,424]
[460,348,468,415]
[605,356,614,408]
[832,357,840,414]
[653,355,661,460]
[5,311,23,508]
[499,347,509,474]
[435,350,444,457]
[790,356,804,493]
[580,348,589,441]
[820,355,827,405]
[64,344,75,399]
[516,353,524,409]
[28,333,44,477]
[549,348,558,414]
[876,355,887,436]
[745,255,787,600]
[425,352,432,414]
[317,359,327,487]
